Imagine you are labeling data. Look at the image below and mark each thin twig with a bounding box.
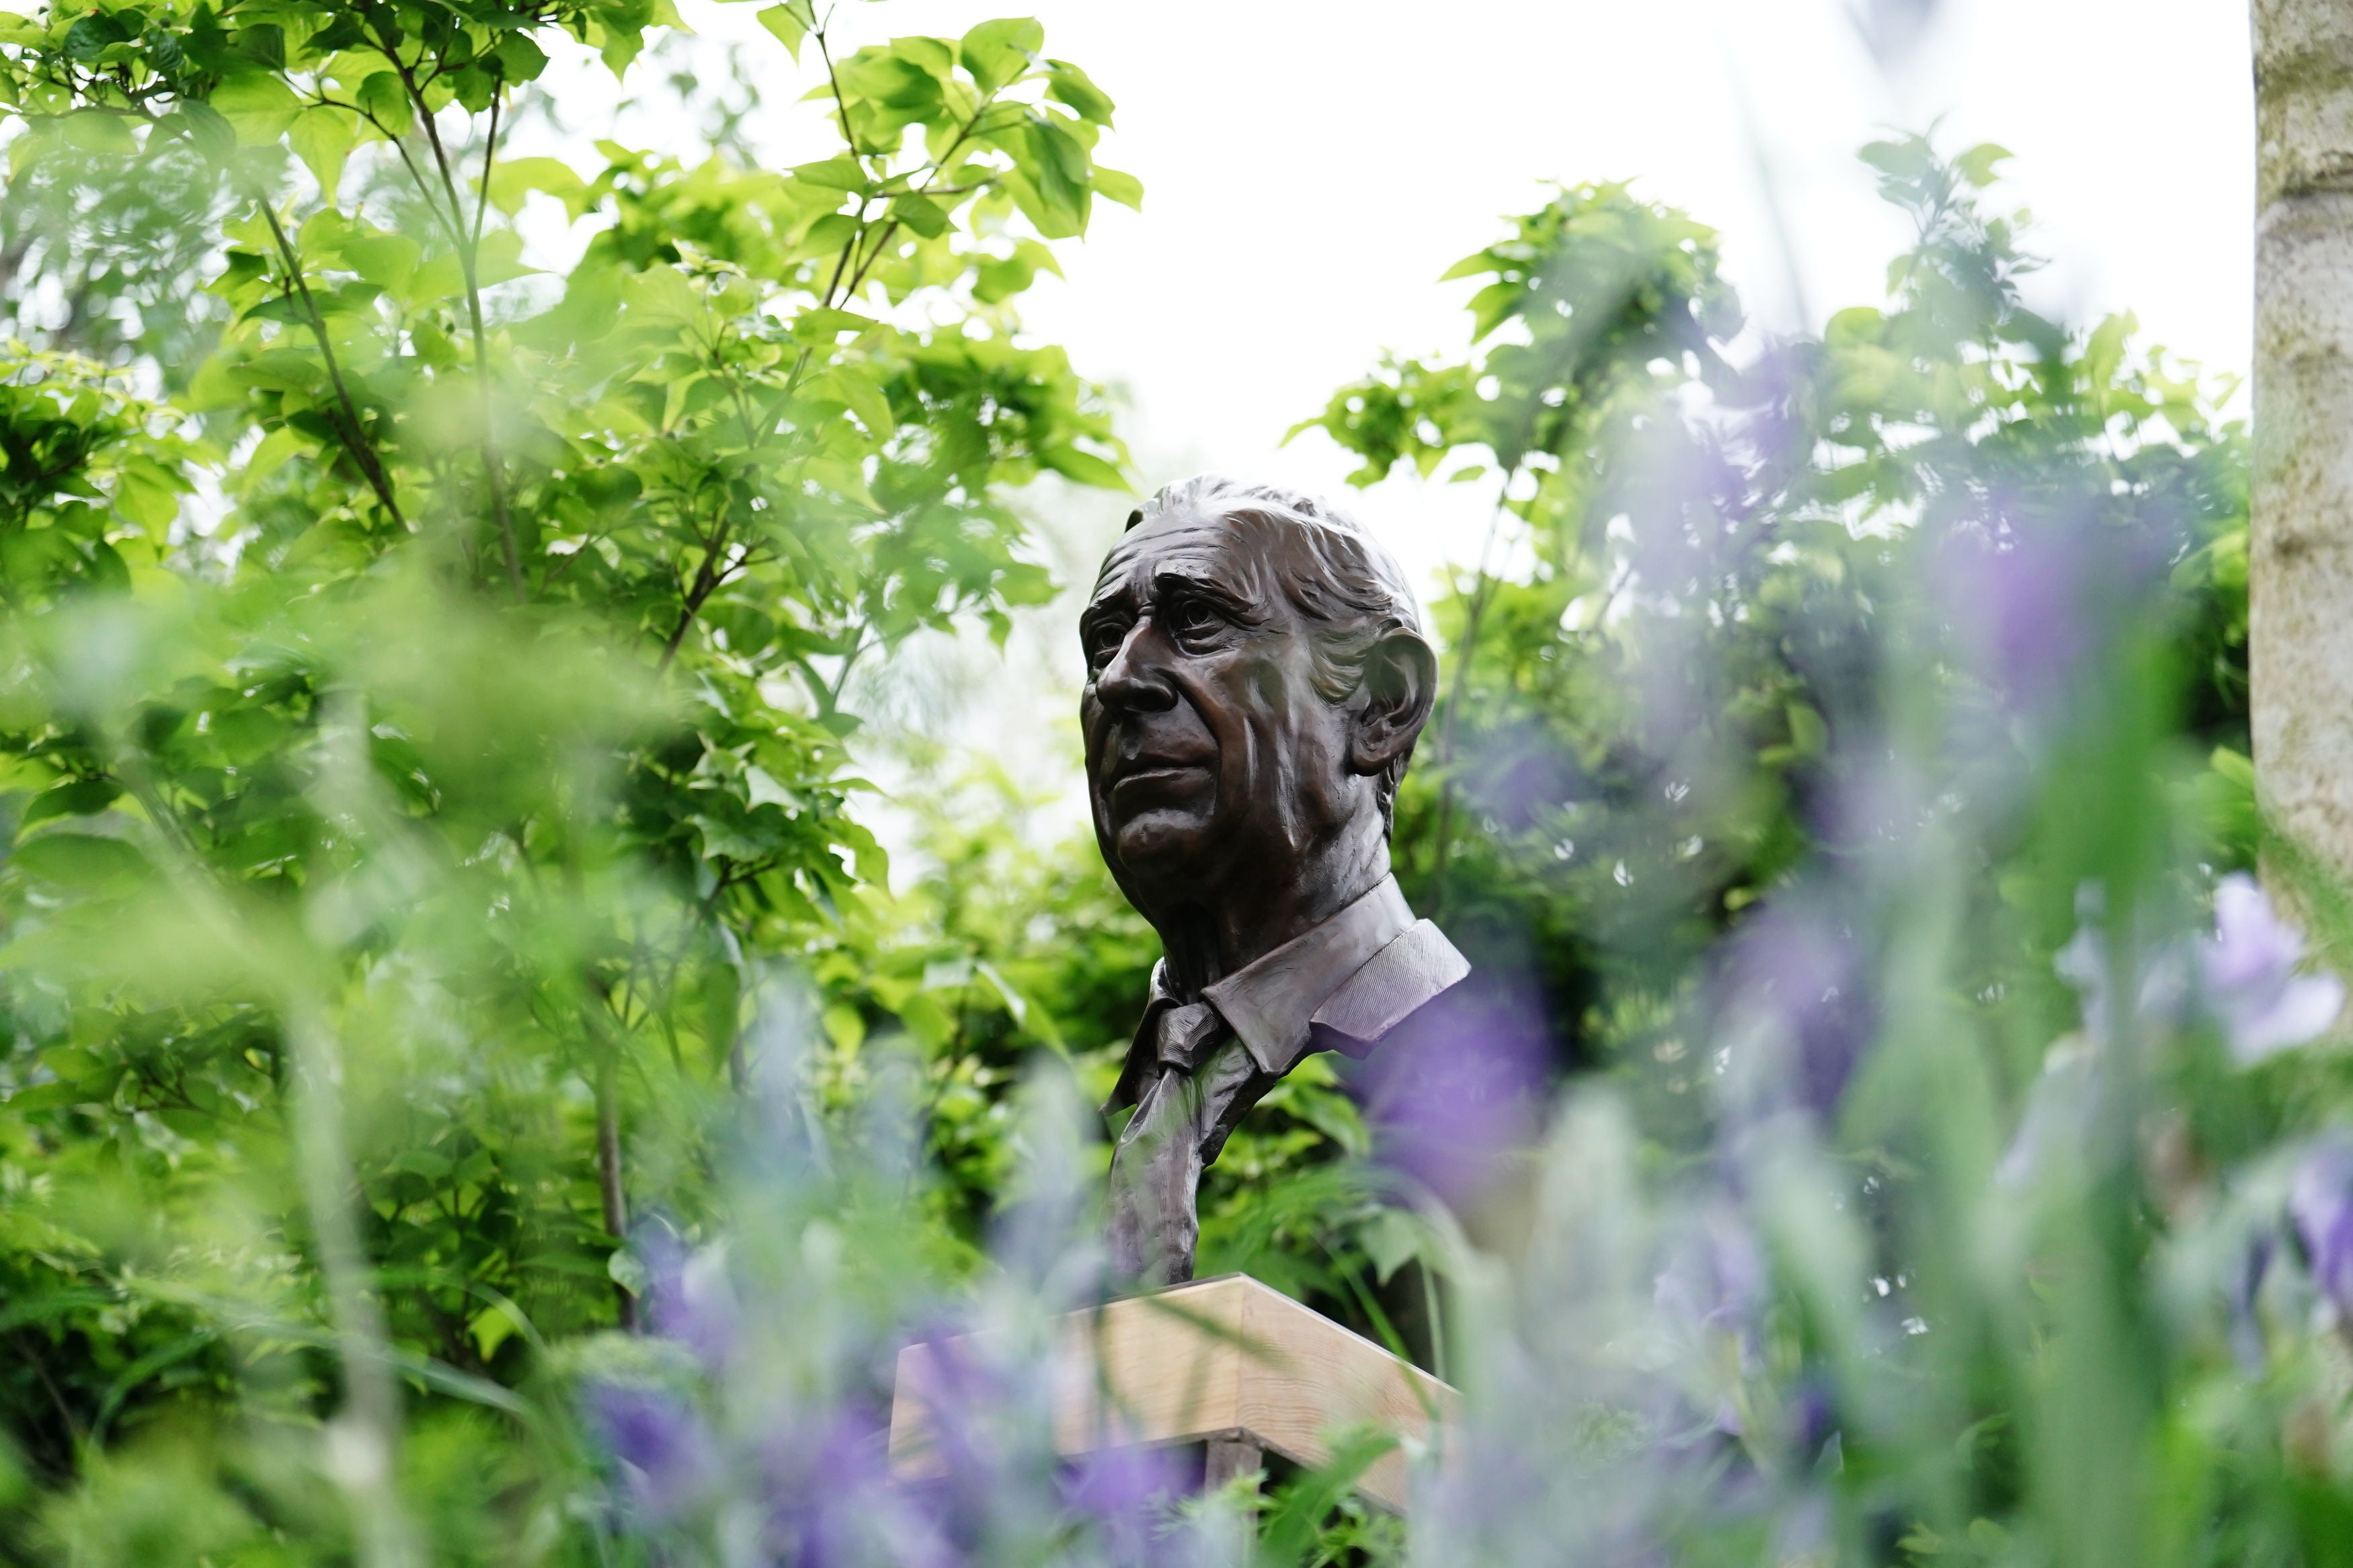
[260,204,406,528]
[389,49,522,596]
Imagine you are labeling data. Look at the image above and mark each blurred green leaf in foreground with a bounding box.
[0,0,1130,1555]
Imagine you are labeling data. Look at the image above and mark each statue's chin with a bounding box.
[1110,807,1217,877]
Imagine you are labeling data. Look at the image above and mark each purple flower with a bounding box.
[1354,974,1548,1207]
[1786,1382,1837,1466]
[1716,903,1873,1120]
[1062,1444,1187,1563]
[759,1401,893,1568]
[637,1227,737,1372]
[2291,1141,2353,1325]
[585,1381,718,1523]
[2200,874,2344,1063]
[2051,882,2193,1044]
[1937,516,2099,716]
[1654,1206,1765,1341]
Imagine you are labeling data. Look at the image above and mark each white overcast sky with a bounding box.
[530,0,2255,821]
[558,0,2254,598]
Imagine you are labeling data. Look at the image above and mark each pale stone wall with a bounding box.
[2255,0,2353,882]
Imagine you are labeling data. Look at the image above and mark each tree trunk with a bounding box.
[2254,1,2353,891]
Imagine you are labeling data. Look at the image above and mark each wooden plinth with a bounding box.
[887,1273,1456,1514]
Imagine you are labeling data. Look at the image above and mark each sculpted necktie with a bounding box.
[1104,999,1269,1285]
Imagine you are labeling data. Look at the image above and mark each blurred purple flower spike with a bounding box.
[1655,1205,1766,1341]
[1354,974,1548,1207]
[586,1381,719,1524]
[1938,517,2098,716]
[2292,1141,2353,1326]
[1719,903,1873,1120]
[890,1323,1033,1553]
[2201,874,2344,1063]
[760,1400,893,1568]
[1062,1444,1187,1563]
[636,1225,737,1372]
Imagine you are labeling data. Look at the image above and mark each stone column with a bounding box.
[2254,1,2353,886]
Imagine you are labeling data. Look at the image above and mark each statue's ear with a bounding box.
[1350,628,1437,775]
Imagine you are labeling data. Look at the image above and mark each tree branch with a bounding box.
[259,204,406,530]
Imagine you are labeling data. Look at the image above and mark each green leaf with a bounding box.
[356,71,411,132]
[343,233,422,293]
[210,71,301,144]
[971,251,1034,304]
[7,833,151,891]
[485,156,586,217]
[56,112,140,157]
[791,155,867,192]
[1358,1208,1428,1284]
[1954,141,2013,189]
[756,2,805,59]
[1439,249,1497,282]
[959,17,1041,93]
[1043,59,1113,124]
[18,778,123,829]
[288,106,358,200]
[806,367,894,438]
[889,35,957,83]
[1039,443,1125,490]
[1090,164,1142,211]
[887,192,948,239]
[493,30,549,83]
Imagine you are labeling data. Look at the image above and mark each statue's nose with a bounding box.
[1096,621,1179,713]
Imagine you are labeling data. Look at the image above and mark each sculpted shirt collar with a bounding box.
[1111,875,1470,1110]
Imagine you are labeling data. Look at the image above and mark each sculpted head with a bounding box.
[1079,475,1437,953]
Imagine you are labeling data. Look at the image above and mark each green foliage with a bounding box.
[1295,138,2250,1085]
[0,0,1131,1551]
[0,5,2330,1559]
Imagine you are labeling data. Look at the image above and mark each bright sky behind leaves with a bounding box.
[534,0,2254,818]
[568,0,2251,595]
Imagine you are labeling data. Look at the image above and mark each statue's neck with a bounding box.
[1150,835,1392,998]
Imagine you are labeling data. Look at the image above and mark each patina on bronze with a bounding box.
[1082,474,1470,1286]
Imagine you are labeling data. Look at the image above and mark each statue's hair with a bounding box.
[1129,473,1429,833]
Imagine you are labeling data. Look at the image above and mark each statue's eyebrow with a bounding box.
[1148,566,1266,626]
[1080,574,1138,624]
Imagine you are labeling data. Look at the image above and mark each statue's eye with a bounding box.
[1084,616,1131,669]
[1166,595,1222,639]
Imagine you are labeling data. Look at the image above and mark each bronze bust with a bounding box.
[1082,474,1470,1286]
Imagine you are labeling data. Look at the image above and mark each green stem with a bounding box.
[259,204,405,529]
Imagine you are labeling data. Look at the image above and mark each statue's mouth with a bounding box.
[1108,761,1209,796]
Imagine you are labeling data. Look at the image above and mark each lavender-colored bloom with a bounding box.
[1936,517,2098,717]
[586,1381,718,1523]
[2200,874,2344,1063]
[2291,1141,2353,1325]
[759,1400,895,1568]
[1062,1443,1187,1564]
[637,1225,737,1372]
[1716,902,1874,1120]
[887,1327,1036,1552]
[1786,1381,1837,1467]
[1653,1205,1767,1440]
[1354,973,1548,1207]
[2052,881,2196,1045]
[1654,1206,1765,1340]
